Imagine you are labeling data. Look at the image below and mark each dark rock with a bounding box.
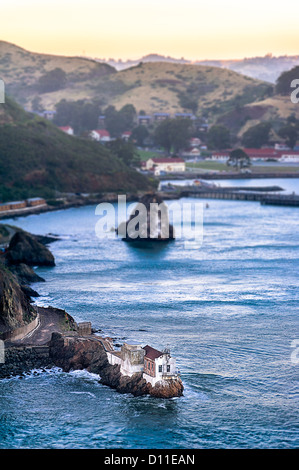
[33,234,61,245]
[117,192,175,243]
[49,333,108,373]
[21,285,40,298]
[8,263,45,284]
[5,231,55,267]
[0,263,36,336]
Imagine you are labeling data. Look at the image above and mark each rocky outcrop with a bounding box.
[48,332,184,398]
[8,263,45,285]
[5,231,55,267]
[0,263,36,336]
[117,193,175,242]
[49,332,108,373]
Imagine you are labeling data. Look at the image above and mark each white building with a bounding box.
[280,152,299,163]
[106,343,180,387]
[145,157,186,175]
[208,152,229,162]
[90,129,111,142]
[59,126,74,135]
[143,345,178,387]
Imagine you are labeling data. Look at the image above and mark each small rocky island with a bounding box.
[117,193,175,243]
[0,224,183,398]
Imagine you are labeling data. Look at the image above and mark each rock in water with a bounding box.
[6,231,55,267]
[118,193,175,243]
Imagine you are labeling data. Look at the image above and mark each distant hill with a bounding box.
[0,40,115,108]
[103,53,299,83]
[0,41,272,114]
[0,97,152,202]
[1,41,299,138]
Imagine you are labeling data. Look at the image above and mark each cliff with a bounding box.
[0,263,36,335]
[0,227,56,337]
[5,231,55,267]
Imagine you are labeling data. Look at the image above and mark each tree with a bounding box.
[104,104,136,137]
[154,118,192,153]
[227,148,251,170]
[207,125,230,150]
[53,99,100,134]
[37,68,67,93]
[275,66,299,96]
[241,122,272,148]
[278,124,298,149]
[131,125,149,147]
[119,104,137,130]
[31,96,43,112]
[107,139,140,167]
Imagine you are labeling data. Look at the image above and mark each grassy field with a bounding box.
[186,161,227,171]
[136,149,162,161]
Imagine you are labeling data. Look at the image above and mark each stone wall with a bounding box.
[0,315,39,341]
[0,345,54,378]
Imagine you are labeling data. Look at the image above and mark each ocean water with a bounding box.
[1,181,299,449]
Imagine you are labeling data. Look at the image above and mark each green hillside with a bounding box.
[0,97,152,202]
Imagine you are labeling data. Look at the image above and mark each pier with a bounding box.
[160,185,299,207]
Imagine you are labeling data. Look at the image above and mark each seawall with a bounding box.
[0,345,55,378]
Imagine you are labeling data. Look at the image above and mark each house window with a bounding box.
[167,365,170,373]
[158,365,162,373]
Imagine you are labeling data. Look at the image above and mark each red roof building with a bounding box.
[90,129,111,141]
[58,126,74,135]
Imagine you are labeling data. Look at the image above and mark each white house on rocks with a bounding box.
[106,343,180,387]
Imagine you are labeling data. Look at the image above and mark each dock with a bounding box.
[160,185,299,207]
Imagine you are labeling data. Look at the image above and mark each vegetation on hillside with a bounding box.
[1,41,299,153]
[0,97,153,202]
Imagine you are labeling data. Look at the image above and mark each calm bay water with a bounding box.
[1,179,298,449]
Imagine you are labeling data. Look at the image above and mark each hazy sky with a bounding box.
[1,0,299,60]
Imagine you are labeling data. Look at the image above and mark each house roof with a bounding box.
[93,129,110,137]
[59,126,72,131]
[143,345,164,360]
[150,157,185,164]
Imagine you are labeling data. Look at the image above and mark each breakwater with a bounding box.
[0,345,54,378]
[158,171,299,180]
[160,186,299,206]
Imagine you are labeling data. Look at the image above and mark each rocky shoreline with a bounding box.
[0,219,184,398]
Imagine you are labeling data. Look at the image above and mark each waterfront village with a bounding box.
[2,108,299,215]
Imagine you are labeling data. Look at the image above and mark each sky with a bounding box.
[1,0,299,61]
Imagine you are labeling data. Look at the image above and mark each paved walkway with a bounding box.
[7,307,115,351]
[8,307,67,346]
